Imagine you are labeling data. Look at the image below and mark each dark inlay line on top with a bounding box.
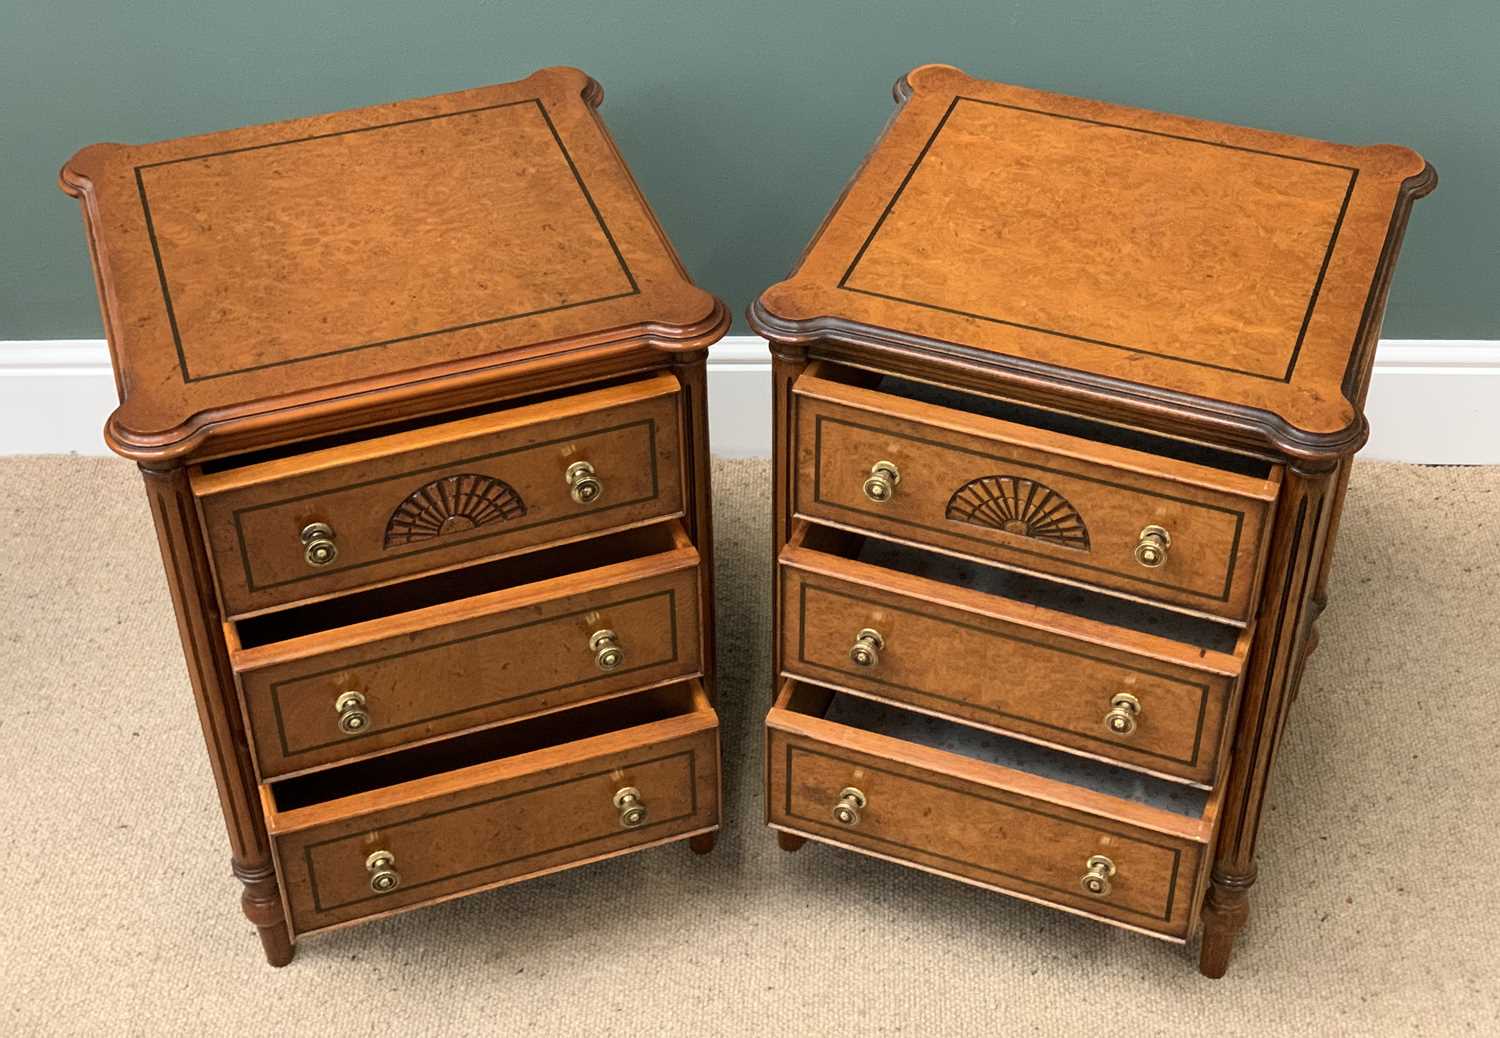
[837,95,1358,384]
[134,99,639,383]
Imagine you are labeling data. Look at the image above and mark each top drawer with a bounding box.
[194,374,684,617]
[793,368,1281,621]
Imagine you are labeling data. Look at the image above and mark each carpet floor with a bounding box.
[1,456,1496,1036]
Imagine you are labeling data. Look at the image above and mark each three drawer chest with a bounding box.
[61,67,727,965]
[751,64,1434,977]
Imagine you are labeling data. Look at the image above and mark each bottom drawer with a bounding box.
[263,680,718,935]
[766,681,1218,940]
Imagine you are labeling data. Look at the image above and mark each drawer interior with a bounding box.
[197,370,667,474]
[269,680,707,814]
[794,523,1243,656]
[811,362,1273,479]
[235,520,688,649]
[781,682,1209,821]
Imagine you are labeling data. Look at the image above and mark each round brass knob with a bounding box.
[614,786,647,828]
[366,849,400,894]
[334,690,370,735]
[849,628,884,668]
[1104,693,1141,737]
[861,460,901,503]
[1133,525,1171,568]
[590,629,624,671]
[832,786,867,826]
[300,522,338,567]
[566,461,603,505]
[1080,854,1116,897]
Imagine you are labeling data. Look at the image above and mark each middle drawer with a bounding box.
[229,522,701,779]
[780,523,1248,786]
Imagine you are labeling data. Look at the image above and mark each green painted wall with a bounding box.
[3,1,1495,340]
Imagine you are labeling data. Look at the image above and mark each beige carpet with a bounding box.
[1,456,1497,1035]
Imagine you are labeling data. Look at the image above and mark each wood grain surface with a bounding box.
[59,66,728,462]
[750,64,1435,459]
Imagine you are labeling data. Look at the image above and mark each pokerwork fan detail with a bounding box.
[384,473,527,549]
[944,476,1090,551]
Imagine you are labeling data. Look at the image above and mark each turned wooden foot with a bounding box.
[234,857,295,967]
[777,831,807,853]
[688,831,718,855]
[256,919,295,967]
[1198,924,1237,979]
[1197,868,1253,978]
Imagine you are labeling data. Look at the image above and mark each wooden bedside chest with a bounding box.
[750,64,1434,977]
[60,66,727,965]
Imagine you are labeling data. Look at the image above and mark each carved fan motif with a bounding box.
[944,476,1090,551]
[384,473,527,549]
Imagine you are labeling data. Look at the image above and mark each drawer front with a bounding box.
[196,375,684,616]
[271,700,718,934]
[238,561,702,779]
[780,553,1240,785]
[766,703,1207,938]
[794,376,1279,620]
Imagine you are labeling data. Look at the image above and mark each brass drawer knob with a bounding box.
[590,629,624,671]
[334,690,371,735]
[366,849,401,894]
[862,460,901,503]
[1104,693,1140,737]
[614,786,647,828]
[300,521,338,567]
[849,628,884,668]
[832,786,867,826]
[1133,524,1171,568]
[566,460,603,504]
[1080,854,1116,897]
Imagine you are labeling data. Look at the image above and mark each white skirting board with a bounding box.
[1,337,1496,463]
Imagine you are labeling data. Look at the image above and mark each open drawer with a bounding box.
[263,680,719,936]
[229,522,702,780]
[766,681,1219,940]
[780,523,1249,786]
[194,372,685,617]
[792,364,1281,621]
